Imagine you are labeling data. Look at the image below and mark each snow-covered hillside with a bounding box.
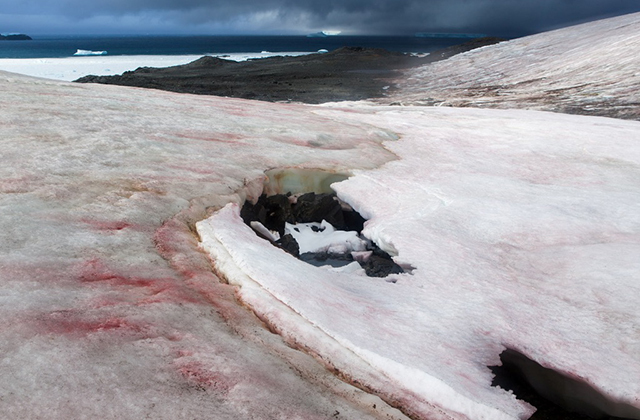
[388,12,640,120]
[1,12,639,420]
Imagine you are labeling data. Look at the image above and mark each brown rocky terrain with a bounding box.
[75,37,503,103]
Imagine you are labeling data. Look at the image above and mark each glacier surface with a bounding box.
[1,11,640,420]
[389,12,640,121]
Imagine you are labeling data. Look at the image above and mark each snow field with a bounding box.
[198,105,640,419]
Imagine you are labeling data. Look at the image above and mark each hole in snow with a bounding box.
[241,191,406,278]
[490,349,639,420]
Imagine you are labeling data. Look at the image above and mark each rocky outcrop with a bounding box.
[240,192,404,277]
[74,39,502,104]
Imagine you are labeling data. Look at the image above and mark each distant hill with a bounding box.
[0,34,32,40]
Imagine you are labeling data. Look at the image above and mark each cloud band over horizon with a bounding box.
[2,0,640,36]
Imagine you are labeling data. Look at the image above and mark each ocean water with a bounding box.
[0,35,475,59]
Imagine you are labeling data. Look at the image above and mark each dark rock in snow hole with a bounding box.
[241,192,403,277]
[275,234,300,258]
[361,248,405,277]
[490,349,636,420]
[293,192,346,229]
[240,193,295,236]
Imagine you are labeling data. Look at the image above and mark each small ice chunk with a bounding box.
[326,261,365,275]
[250,221,280,242]
[285,220,367,254]
[351,250,372,263]
[73,49,107,56]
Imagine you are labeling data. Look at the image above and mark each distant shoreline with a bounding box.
[0,34,491,59]
[0,52,310,81]
[73,38,503,104]
[0,33,32,41]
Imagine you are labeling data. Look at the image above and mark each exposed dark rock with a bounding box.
[490,349,633,420]
[240,198,267,227]
[241,194,294,236]
[342,209,367,233]
[361,248,405,278]
[74,40,502,104]
[293,193,345,229]
[241,192,406,278]
[264,194,295,235]
[275,234,300,258]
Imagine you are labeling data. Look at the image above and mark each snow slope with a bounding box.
[198,105,640,420]
[1,12,640,420]
[388,12,640,121]
[0,72,404,420]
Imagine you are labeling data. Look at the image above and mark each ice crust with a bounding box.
[2,11,640,420]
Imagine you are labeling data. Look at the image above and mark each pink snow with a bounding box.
[198,105,640,420]
[0,71,402,419]
[2,11,640,420]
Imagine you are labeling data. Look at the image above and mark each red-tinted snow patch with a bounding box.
[81,218,133,231]
[165,164,218,175]
[0,175,42,193]
[78,258,203,305]
[153,211,260,328]
[175,360,239,393]
[36,310,144,338]
[172,131,246,145]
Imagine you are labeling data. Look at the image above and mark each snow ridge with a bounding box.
[390,12,640,120]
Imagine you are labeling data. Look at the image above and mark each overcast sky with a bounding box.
[2,0,639,37]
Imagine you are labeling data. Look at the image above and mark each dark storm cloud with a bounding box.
[4,0,640,35]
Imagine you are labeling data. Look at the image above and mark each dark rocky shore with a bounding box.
[75,37,503,103]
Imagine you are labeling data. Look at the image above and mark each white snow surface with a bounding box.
[250,221,280,242]
[198,105,640,420]
[2,12,640,420]
[388,12,640,120]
